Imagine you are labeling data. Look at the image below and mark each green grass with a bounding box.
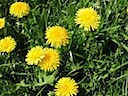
[0,0,128,96]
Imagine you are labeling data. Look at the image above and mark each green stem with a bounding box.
[5,53,10,64]
[4,1,8,36]
[36,85,47,96]
[125,76,128,96]
[16,18,20,33]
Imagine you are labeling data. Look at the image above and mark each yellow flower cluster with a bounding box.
[25,25,69,71]
[0,2,30,53]
[26,46,60,71]
[0,1,104,96]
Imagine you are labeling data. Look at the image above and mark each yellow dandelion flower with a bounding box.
[38,48,60,71]
[9,2,30,18]
[0,36,16,53]
[54,77,78,96]
[75,7,100,31]
[45,26,69,48]
[0,18,5,29]
[25,46,45,65]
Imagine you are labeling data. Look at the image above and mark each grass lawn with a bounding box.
[0,0,128,96]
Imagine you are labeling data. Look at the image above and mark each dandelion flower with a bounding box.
[75,7,100,31]
[45,26,69,48]
[54,77,78,96]
[9,2,30,18]
[0,18,5,29]
[38,48,60,71]
[26,46,45,65]
[0,36,16,53]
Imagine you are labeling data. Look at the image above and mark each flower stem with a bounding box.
[4,1,8,37]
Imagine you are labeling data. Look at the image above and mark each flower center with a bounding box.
[44,53,51,61]
[61,84,70,92]
[2,41,11,49]
[32,51,41,60]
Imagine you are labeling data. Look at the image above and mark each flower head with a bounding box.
[54,77,78,96]
[75,7,100,31]
[0,36,16,53]
[9,2,30,18]
[26,46,45,65]
[38,48,60,71]
[0,18,5,29]
[45,26,69,48]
